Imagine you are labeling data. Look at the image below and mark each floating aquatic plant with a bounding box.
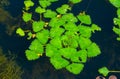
[16,0,101,74]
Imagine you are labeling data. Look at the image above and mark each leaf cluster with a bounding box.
[109,0,120,41]
[17,0,101,75]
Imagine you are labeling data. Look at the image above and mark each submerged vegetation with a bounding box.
[0,47,23,79]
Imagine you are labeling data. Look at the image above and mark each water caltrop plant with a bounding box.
[16,0,101,74]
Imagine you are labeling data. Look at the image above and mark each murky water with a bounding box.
[0,0,120,79]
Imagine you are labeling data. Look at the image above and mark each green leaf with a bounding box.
[49,17,66,27]
[24,0,34,10]
[22,12,32,22]
[71,50,87,63]
[113,18,120,26]
[60,48,77,59]
[78,25,92,38]
[50,27,65,38]
[77,13,91,25]
[87,43,101,57]
[49,0,58,2]
[79,36,92,49]
[29,39,44,54]
[117,37,120,41]
[98,67,109,76]
[113,26,120,35]
[32,21,45,32]
[66,63,84,74]
[39,1,51,8]
[50,37,62,49]
[16,28,25,36]
[27,32,32,40]
[36,29,49,44]
[46,44,60,57]
[56,4,71,14]
[69,0,82,4]
[44,9,57,18]
[25,50,39,60]
[91,24,101,33]
[35,7,46,14]
[117,8,120,18]
[50,56,69,69]
[109,0,120,8]
[62,13,78,23]
[63,22,78,32]
[77,50,87,63]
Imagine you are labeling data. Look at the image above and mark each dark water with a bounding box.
[0,0,120,79]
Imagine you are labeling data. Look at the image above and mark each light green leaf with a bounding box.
[117,8,120,18]
[50,56,69,69]
[109,0,120,8]
[71,50,87,63]
[77,50,87,63]
[39,1,51,8]
[56,4,71,14]
[36,29,49,44]
[113,26,120,35]
[29,39,44,54]
[49,17,65,27]
[87,43,101,57]
[66,63,84,74]
[44,9,57,18]
[50,37,62,49]
[78,25,92,38]
[46,44,60,57]
[113,18,120,26]
[24,0,34,10]
[63,22,78,32]
[16,28,25,36]
[50,27,65,38]
[35,7,46,14]
[60,48,77,59]
[25,50,39,60]
[79,36,92,49]
[32,21,45,32]
[27,32,32,40]
[91,24,101,33]
[77,14,91,25]
[22,12,32,22]
[69,0,82,4]
[62,13,78,23]
[98,67,109,76]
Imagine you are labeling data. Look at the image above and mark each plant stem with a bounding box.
[109,70,120,73]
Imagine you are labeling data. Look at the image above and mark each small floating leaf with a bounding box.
[109,0,120,8]
[113,26,120,35]
[36,29,49,44]
[56,4,70,14]
[78,25,92,38]
[39,1,51,8]
[69,0,82,4]
[35,7,46,14]
[66,63,84,74]
[32,21,45,32]
[44,9,57,18]
[79,36,92,49]
[87,43,101,57]
[77,13,91,25]
[29,39,44,54]
[16,28,25,36]
[22,12,32,22]
[24,0,34,10]
[98,67,109,76]
[50,56,69,69]
[25,50,39,60]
